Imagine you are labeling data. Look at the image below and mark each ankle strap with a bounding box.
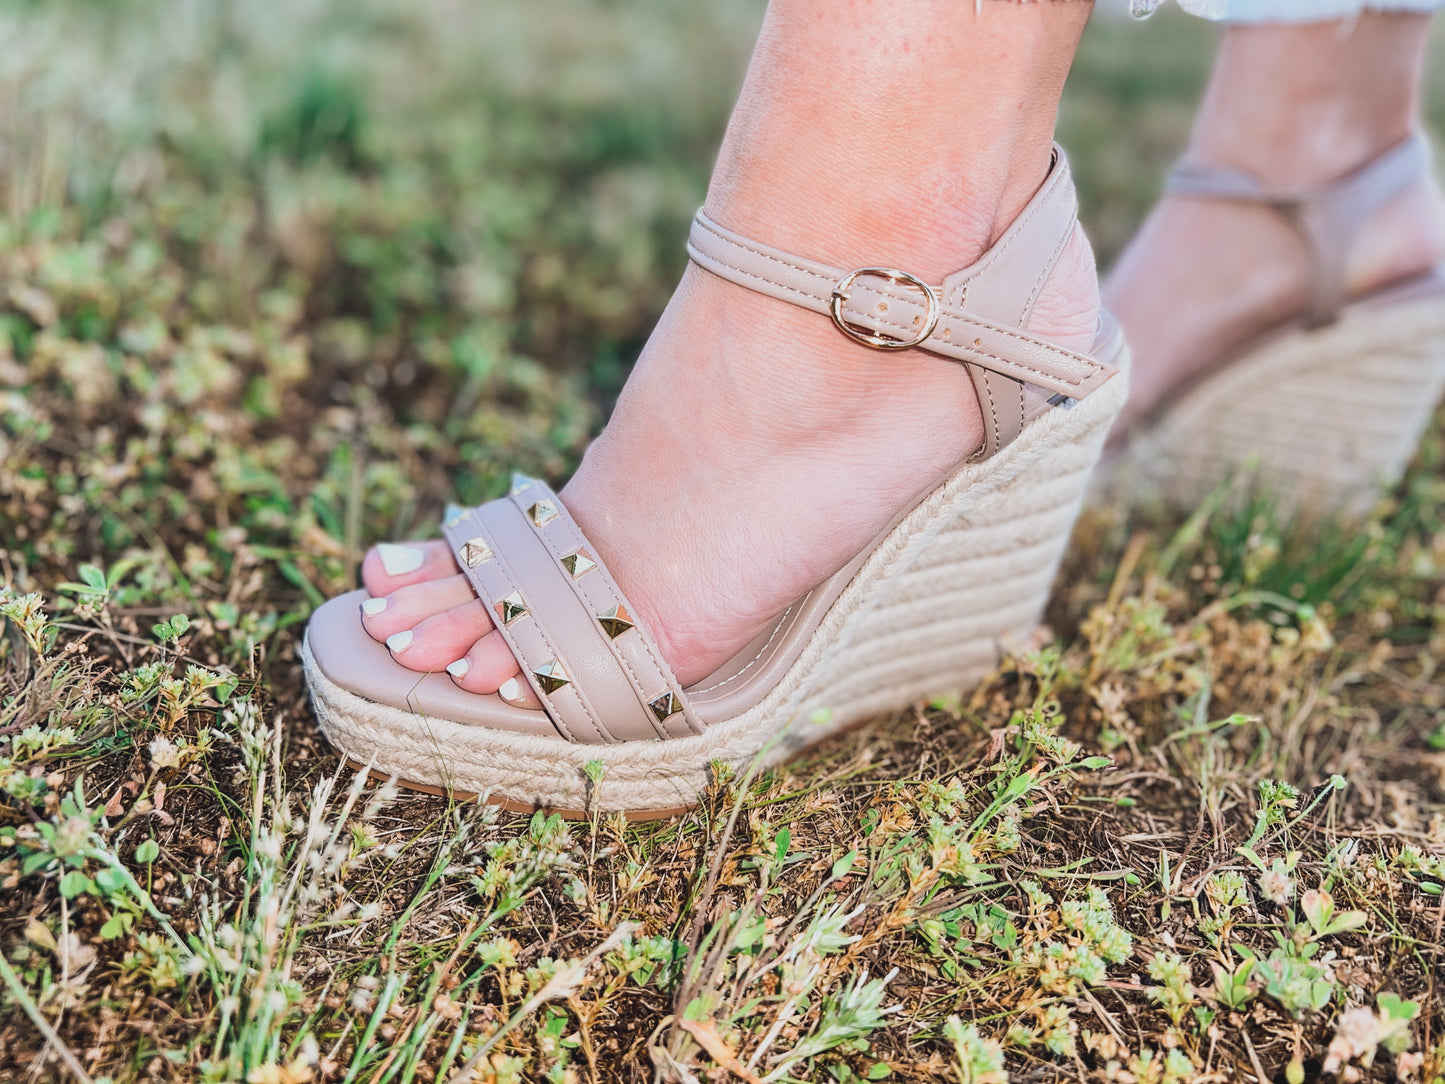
[685,148,1115,448]
[1167,133,1430,327]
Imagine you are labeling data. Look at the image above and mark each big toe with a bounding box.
[361,540,458,596]
[363,540,540,706]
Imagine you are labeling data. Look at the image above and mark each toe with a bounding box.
[446,631,538,707]
[363,556,540,709]
[361,540,458,596]
[385,598,493,674]
[360,574,476,642]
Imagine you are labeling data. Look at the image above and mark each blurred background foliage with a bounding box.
[0,0,1441,637]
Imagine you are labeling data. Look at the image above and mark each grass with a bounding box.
[3,1,1445,1081]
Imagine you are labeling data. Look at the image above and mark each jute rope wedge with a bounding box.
[303,146,1128,818]
[1107,133,1445,517]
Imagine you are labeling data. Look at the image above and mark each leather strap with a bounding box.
[442,486,697,744]
[686,145,1114,461]
[503,476,700,740]
[948,148,1082,457]
[1168,133,1430,327]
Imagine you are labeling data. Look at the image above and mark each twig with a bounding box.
[1241,1029,1269,1084]
[1105,532,1149,613]
[672,724,797,1020]
[566,995,601,1084]
[1081,986,1128,1049]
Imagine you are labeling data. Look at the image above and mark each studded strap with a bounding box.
[503,475,700,739]
[442,479,698,744]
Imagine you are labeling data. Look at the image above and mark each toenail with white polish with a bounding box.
[446,658,470,678]
[377,543,425,576]
[361,597,389,616]
[498,677,523,703]
[386,630,414,653]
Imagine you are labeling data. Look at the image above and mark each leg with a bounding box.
[1105,13,1445,429]
[357,0,1102,703]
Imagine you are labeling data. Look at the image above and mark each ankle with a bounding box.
[1188,114,1419,192]
[702,0,1091,283]
[705,139,1064,285]
[1187,15,1430,190]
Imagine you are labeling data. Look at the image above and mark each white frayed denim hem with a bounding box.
[1133,0,1442,19]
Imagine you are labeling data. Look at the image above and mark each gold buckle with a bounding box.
[829,267,940,351]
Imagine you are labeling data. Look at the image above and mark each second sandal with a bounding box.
[1107,133,1445,515]
[302,146,1129,818]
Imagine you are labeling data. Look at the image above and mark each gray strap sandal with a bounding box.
[302,145,1128,818]
[1111,133,1445,515]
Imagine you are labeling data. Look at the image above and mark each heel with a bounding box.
[772,359,1128,754]
[1121,297,1445,516]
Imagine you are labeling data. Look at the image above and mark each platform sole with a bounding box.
[1109,293,1445,517]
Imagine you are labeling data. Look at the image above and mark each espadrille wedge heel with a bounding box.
[302,146,1128,818]
[1109,134,1445,516]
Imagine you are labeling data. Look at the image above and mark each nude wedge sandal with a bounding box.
[301,146,1128,817]
[1109,133,1445,517]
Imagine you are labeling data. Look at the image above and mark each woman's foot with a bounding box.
[1105,14,1445,432]
[358,226,1100,706]
[1104,170,1445,431]
[344,0,1103,707]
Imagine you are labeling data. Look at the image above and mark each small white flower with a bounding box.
[149,735,183,770]
[1258,867,1295,906]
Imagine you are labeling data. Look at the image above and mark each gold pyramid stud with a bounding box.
[510,473,535,495]
[533,659,570,695]
[560,550,597,578]
[528,499,559,528]
[649,690,679,723]
[495,591,526,627]
[459,537,492,568]
[596,604,633,639]
[444,503,469,528]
